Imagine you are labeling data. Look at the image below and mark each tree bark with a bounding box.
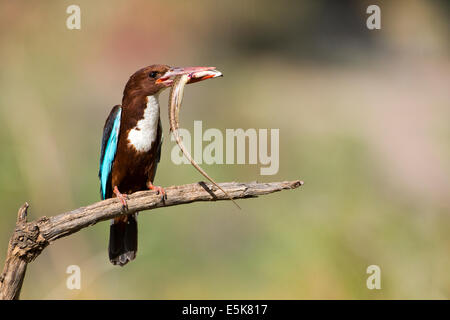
[0,180,303,300]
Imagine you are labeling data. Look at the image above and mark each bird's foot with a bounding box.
[147,182,167,200]
[113,186,128,209]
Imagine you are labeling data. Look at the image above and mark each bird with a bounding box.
[99,64,221,266]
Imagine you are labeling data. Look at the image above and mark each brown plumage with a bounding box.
[112,96,163,194]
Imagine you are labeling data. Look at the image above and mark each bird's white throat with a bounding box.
[127,95,160,152]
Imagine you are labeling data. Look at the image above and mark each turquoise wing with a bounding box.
[99,105,122,200]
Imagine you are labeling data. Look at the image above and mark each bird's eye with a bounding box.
[149,71,158,78]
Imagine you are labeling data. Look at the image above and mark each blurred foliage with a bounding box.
[0,0,449,299]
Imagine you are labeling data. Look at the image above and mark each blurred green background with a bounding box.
[0,0,449,299]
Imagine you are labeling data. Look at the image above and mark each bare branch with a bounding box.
[0,180,303,299]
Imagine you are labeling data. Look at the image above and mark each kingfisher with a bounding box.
[99,64,222,266]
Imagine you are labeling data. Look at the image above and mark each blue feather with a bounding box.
[100,109,121,200]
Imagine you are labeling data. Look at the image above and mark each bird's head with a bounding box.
[123,64,222,99]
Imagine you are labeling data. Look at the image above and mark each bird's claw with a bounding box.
[147,183,167,201]
[113,186,128,209]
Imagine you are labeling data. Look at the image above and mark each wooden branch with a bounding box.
[0,180,303,300]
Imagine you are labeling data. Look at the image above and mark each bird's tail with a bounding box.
[108,214,138,266]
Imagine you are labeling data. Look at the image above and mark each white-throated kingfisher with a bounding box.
[99,64,221,266]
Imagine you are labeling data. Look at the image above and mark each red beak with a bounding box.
[156,66,222,86]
